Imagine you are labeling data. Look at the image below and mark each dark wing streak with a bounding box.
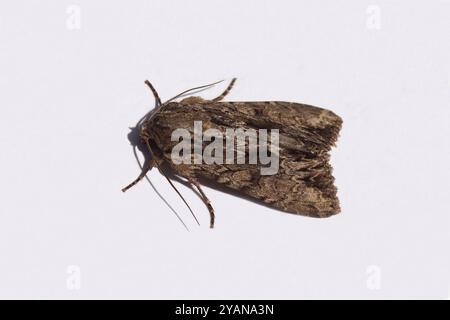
[212,101,341,150]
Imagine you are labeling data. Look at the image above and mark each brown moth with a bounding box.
[122,78,342,228]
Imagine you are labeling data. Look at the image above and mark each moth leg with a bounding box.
[212,78,236,102]
[142,139,201,226]
[190,180,216,228]
[121,159,155,192]
[144,80,162,106]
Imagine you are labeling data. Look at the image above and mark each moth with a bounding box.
[122,78,342,228]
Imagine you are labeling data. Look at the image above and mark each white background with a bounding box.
[0,1,449,299]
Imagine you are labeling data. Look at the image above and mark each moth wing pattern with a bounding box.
[148,100,342,218]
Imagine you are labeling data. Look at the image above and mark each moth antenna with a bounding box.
[162,79,224,106]
[144,139,201,226]
[143,79,225,124]
[129,145,189,231]
[160,166,200,226]
[212,78,237,102]
[144,80,162,106]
